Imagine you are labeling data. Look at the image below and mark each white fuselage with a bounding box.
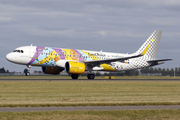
[6,46,151,72]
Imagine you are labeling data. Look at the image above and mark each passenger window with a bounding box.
[21,50,24,53]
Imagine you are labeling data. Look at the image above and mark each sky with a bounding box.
[0,0,180,73]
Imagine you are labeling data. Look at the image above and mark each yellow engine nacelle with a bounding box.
[65,61,85,74]
[42,67,64,74]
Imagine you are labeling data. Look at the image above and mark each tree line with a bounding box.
[140,67,179,76]
[0,67,9,73]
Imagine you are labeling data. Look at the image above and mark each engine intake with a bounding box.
[65,61,85,74]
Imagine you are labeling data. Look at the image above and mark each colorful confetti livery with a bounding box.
[6,31,172,79]
[28,47,100,66]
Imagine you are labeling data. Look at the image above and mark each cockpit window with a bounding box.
[13,50,24,53]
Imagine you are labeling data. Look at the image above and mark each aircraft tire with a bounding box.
[87,74,95,79]
[71,74,79,79]
[25,72,30,76]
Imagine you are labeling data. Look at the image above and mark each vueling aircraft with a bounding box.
[6,30,172,79]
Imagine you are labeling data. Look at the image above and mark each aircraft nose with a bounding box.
[6,52,31,65]
[6,53,13,62]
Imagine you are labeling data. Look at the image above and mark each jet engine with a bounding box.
[42,67,64,74]
[65,61,85,74]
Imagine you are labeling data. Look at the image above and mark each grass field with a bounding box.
[0,79,180,107]
[1,109,180,120]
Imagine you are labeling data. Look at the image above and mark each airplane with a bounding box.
[6,30,172,79]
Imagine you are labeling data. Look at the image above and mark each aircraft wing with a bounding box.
[84,43,150,65]
[85,53,142,65]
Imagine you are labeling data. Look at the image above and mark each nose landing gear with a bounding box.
[24,65,31,76]
[25,72,30,76]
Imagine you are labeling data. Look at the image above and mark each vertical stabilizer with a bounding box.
[135,30,162,59]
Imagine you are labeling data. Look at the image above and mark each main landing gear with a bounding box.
[71,74,79,79]
[70,73,95,79]
[87,73,95,79]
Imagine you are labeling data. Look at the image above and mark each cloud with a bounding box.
[92,30,144,38]
[27,27,75,36]
[93,31,107,36]
[164,0,180,6]
[0,17,13,22]
[148,17,179,26]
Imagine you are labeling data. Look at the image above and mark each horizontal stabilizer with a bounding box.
[147,59,173,63]
[147,59,173,66]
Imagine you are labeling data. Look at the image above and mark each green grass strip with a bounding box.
[1,109,180,120]
[1,102,180,107]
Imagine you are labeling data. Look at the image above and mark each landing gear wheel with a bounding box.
[71,74,79,79]
[25,72,30,76]
[24,65,31,76]
[87,74,95,79]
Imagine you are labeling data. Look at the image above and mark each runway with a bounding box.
[0,106,180,112]
[1,79,180,81]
